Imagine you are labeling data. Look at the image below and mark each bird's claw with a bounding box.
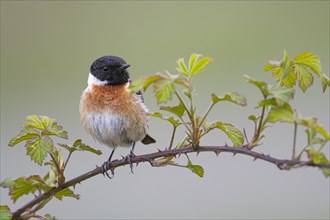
[102,161,114,179]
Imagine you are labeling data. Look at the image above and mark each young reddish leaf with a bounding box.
[26,136,53,166]
[0,206,12,220]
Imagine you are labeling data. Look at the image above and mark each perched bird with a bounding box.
[80,55,155,177]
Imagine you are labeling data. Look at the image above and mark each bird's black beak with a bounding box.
[120,64,131,70]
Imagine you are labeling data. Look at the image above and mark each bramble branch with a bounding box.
[12,144,330,220]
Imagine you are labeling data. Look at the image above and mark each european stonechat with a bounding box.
[79,55,155,177]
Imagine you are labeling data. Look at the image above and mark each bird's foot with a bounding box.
[126,151,135,174]
[101,161,114,179]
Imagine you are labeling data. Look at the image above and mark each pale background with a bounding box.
[1,1,329,219]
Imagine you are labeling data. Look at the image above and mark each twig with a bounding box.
[12,144,330,220]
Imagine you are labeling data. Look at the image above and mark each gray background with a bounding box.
[1,1,329,219]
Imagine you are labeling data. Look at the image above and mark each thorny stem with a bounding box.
[249,95,267,149]
[11,144,330,220]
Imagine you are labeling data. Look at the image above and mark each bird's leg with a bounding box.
[126,142,136,174]
[102,148,115,179]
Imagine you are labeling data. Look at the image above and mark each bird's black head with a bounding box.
[90,56,130,86]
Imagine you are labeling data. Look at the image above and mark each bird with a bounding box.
[79,55,156,178]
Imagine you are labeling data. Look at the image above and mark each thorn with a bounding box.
[225,142,228,147]
[136,162,140,167]
[157,148,162,152]
[173,154,177,159]
[178,153,182,158]
[196,151,200,156]
[215,151,221,156]
[121,155,125,159]
[253,157,258,161]
[232,152,237,157]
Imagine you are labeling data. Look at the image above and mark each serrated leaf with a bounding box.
[160,102,185,117]
[44,214,57,220]
[26,136,53,165]
[190,56,212,77]
[0,178,15,188]
[215,122,244,146]
[267,86,294,106]
[58,143,73,152]
[280,50,292,80]
[25,115,53,130]
[79,144,102,155]
[211,92,247,106]
[9,127,40,147]
[308,149,329,165]
[45,122,68,139]
[54,188,80,200]
[176,58,189,77]
[129,75,162,93]
[149,112,182,127]
[187,160,204,177]
[0,206,12,220]
[295,64,314,92]
[294,52,322,77]
[244,75,268,96]
[153,78,174,104]
[189,54,201,72]
[321,74,330,92]
[267,103,294,123]
[281,71,297,88]
[316,124,330,140]
[322,168,330,178]
[10,176,45,203]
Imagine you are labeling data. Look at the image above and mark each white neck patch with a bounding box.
[87,73,107,86]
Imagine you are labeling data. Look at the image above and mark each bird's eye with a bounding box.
[103,67,109,72]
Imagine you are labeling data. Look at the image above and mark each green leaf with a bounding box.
[190,56,213,77]
[248,115,258,122]
[316,124,330,140]
[149,112,182,127]
[308,149,329,165]
[187,160,204,177]
[10,176,45,203]
[0,206,12,220]
[25,115,54,130]
[215,122,244,146]
[54,188,80,200]
[9,127,40,147]
[294,52,322,77]
[244,75,268,96]
[258,98,278,107]
[0,178,15,188]
[189,54,201,72]
[211,92,247,106]
[280,50,292,79]
[295,64,314,92]
[44,213,57,220]
[153,78,175,104]
[45,122,68,139]
[129,75,162,93]
[321,74,330,93]
[26,136,53,165]
[267,103,294,123]
[267,86,294,106]
[160,102,185,117]
[176,58,189,77]
[77,141,102,155]
[322,168,330,178]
